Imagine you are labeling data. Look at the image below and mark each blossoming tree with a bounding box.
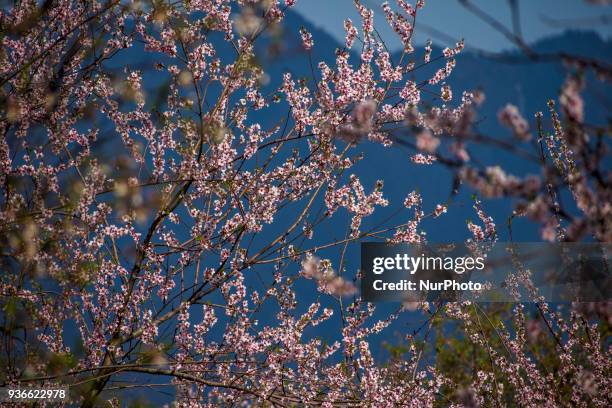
[0,0,609,407]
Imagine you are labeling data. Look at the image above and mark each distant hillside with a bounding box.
[107,9,611,244]
[274,11,612,242]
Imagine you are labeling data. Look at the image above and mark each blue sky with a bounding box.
[294,0,612,51]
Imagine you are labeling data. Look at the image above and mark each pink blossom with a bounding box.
[498,103,531,140]
[299,27,314,50]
